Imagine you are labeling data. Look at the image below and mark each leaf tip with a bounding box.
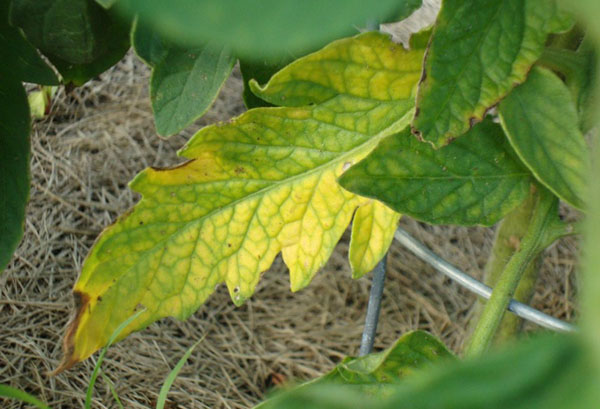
[51,290,91,375]
[248,78,266,98]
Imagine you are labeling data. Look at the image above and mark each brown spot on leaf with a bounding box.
[469,116,481,128]
[411,125,424,142]
[51,291,91,375]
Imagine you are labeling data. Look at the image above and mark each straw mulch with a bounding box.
[0,51,579,408]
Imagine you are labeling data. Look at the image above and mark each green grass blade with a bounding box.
[155,338,204,409]
[0,384,51,409]
[100,370,124,409]
[85,308,146,409]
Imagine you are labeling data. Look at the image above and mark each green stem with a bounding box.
[475,190,541,345]
[465,188,558,357]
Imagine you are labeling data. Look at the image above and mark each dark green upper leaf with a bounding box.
[0,78,30,272]
[498,67,589,210]
[133,22,235,136]
[117,0,403,59]
[412,0,573,148]
[10,0,130,86]
[0,2,58,85]
[339,119,532,226]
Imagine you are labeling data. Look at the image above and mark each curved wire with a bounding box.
[393,227,576,333]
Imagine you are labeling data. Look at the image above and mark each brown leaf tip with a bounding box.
[50,290,90,376]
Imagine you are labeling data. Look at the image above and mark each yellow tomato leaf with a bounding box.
[349,201,401,279]
[58,31,428,371]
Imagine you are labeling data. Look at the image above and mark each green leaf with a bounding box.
[382,335,595,409]
[57,31,426,370]
[260,335,598,409]
[320,331,452,391]
[340,119,532,226]
[498,67,589,210]
[250,30,431,107]
[117,0,404,59]
[349,200,400,279]
[131,19,168,67]
[256,331,452,408]
[10,0,130,86]
[239,0,425,110]
[0,2,58,85]
[412,0,573,148]
[132,21,235,136]
[240,57,294,109]
[537,42,598,134]
[150,46,235,136]
[0,78,30,272]
[0,384,51,409]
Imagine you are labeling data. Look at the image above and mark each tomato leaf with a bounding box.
[0,2,58,85]
[255,331,453,408]
[0,78,30,272]
[339,119,532,226]
[133,21,235,137]
[412,0,573,148]
[116,0,404,59]
[57,31,427,370]
[131,19,169,67]
[258,335,597,409]
[250,30,430,107]
[498,67,589,210]
[10,0,130,86]
[151,45,235,136]
[349,200,400,278]
[240,57,294,109]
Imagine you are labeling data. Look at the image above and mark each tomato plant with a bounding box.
[1,0,599,407]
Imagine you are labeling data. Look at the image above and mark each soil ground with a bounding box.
[0,51,579,408]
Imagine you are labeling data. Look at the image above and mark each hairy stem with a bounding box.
[465,187,558,357]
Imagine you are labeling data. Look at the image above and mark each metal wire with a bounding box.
[394,227,577,333]
[359,255,388,356]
